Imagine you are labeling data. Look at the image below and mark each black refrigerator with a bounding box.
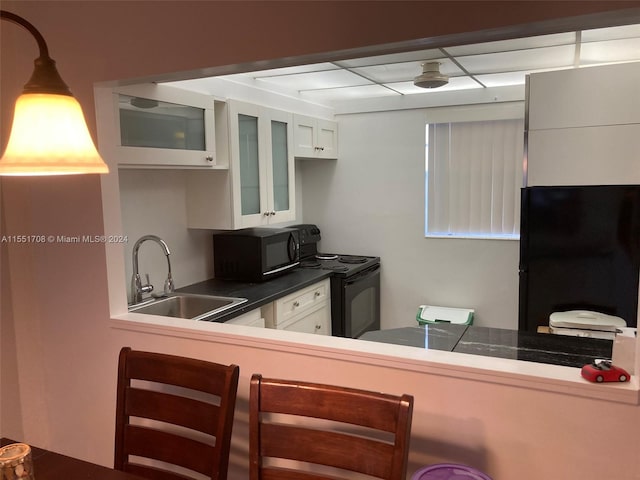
[519,185,640,332]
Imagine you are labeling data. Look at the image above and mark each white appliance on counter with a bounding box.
[549,310,627,340]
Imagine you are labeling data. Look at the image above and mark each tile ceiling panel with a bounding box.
[474,70,561,88]
[257,69,371,91]
[335,48,442,68]
[162,23,639,105]
[580,38,640,64]
[581,24,640,42]
[299,84,397,103]
[352,59,463,83]
[249,63,339,78]
[445,32,576,56]
[456,45,576,74]
[391,76,482,94]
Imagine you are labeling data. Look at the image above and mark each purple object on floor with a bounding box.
[411,464,493,480]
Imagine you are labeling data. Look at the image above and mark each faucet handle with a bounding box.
[164,273,175,294]
[140,273,154,294]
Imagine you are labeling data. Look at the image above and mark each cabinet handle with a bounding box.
[263,211,270,217]
[205,156,214,162]
[314,291,321,297]
[315,324,321,330]
[293,301,300,307]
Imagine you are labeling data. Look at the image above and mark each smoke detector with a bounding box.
[414,62,449,89]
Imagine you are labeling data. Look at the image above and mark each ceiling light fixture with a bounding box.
[414,62,449,89]
[0,10,109,175]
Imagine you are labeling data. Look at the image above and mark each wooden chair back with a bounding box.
[249,374,413,480]
[114,347,239,480]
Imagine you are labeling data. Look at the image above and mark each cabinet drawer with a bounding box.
[273,279,329,326]
[278,302,331,335]
[225,308,265,327]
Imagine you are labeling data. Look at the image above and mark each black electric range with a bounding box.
[292,224,381,338]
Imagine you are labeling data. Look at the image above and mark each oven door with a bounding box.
[332,264,381,338]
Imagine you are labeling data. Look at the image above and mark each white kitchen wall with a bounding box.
[119,166,306,304]
[299,105,522,329]
[119,169,214,303]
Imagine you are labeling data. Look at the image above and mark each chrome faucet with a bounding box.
[131,235,175,304]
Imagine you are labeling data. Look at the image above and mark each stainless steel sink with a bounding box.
[129,293,247,320]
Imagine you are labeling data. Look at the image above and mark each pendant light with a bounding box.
[0,10,109,175]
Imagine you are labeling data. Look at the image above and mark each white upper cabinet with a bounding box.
[186,100,296,229]
[229,100,296,227]
[526,62,640,186]
[293,114,338,159]
[99,84,221,169]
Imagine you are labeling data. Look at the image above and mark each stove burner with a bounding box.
[338,255,368,264]
[316,253,339,260]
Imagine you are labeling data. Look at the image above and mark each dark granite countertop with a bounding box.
[359,324,613,368]
[176,268,332,323]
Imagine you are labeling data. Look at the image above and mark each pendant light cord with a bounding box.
[1,10,49,59]
[1,9,71,95]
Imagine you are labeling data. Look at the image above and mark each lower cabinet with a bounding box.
[265,279,331,335]
[277,303,331,334]
[224,308,265,328]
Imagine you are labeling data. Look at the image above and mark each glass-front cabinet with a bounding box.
[229,100,295,227]
[100,83,220,168]
[237,112,262,217]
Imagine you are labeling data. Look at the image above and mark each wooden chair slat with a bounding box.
[125,387,220,436]
[260,423,394,478]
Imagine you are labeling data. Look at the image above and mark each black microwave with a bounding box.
[213,228,300,282]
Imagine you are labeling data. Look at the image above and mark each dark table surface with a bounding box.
[358,324,613,368]
[0,438,144,480]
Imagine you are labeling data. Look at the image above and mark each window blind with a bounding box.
[426,118,524,237]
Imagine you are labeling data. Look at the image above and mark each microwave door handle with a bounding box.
[288,233,297,262]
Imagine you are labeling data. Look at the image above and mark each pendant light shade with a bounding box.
[0,93,108,175]
[0,10,109,175]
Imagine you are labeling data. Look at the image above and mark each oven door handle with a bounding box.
[344,263,380,285]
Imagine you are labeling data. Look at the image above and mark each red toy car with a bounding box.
[581,359,630,383]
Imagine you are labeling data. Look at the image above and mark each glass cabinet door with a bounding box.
[238,114,261,216]
[108,84,217,168]
[270,120,290,212]
[119,95,206,150]
[228,100,295,228]
[264,107,295,224]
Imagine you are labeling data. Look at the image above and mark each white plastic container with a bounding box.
[416,305,474,326]
[549,310,626,340]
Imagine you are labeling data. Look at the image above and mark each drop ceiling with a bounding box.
[165,23,640,107]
